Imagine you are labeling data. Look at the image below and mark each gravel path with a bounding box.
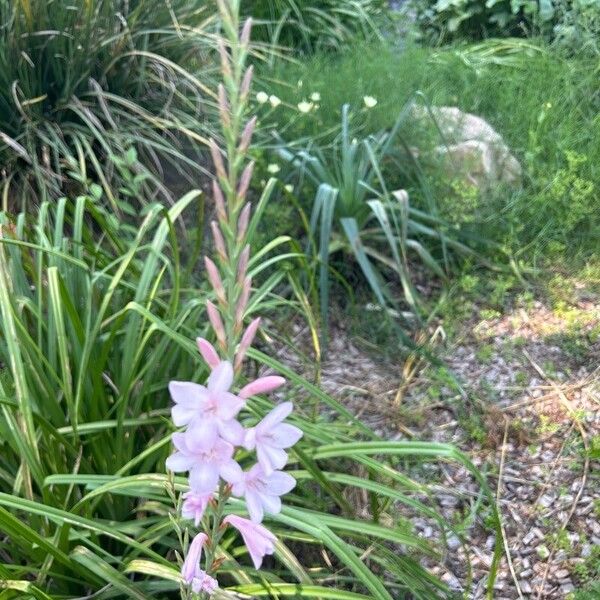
[273,291,599,598]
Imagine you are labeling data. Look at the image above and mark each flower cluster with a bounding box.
[165,3,303,597]
[168,337,302,592]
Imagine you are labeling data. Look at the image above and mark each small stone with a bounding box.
[519,580,532,594]
[561,583,575,594]
[554,569,569,579]
[523,530,536,545]
[555,550,567,562]
[441,572,462,590]
[447,535,461,550]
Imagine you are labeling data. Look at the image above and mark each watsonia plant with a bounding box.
[166,2,302,594]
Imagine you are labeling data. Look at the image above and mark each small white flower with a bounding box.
[284,184,294,193]
[363,96,378,109]
[267,164,280,174]
[297,80,303,88]
[297,101,314,114]
[310,92,321,102]
[269,95,282,108]
[256,91,269,104]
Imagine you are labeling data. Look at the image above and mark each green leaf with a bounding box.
[71,546,147,600]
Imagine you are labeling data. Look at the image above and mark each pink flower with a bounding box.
[244,402,302,475]
[182,491,212,526]
[181,532,218,594]
[169,361,245,449]
[223,463,296,523]
[166,433,238,493]
[223,514,276,569]
[192,572,218,594]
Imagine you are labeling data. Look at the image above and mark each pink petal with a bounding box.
[217,418,245,445]
[220,460,244,487]
[171,405,198,428]
[182,492,211,526]
[191,571,219,593]
[266,423,303,449]
[223,515,276,569]
[196,338,221,369]
[185,419,219,453]
[245,536,267,569]
[213,438,234,461]
[207,361,233,393]
[189,463,220,493]
[243,427,257,450]
[257,445,288,475]
[181,533,208,583]
[171,432,190,453]
[247,462,264,479]
[260,494,282,516]
[165,451,195,473]
[244,528,275,569]
[256,401,293,432]
[265,471,296,496]
[239,376,286,400]
[215,392,245,420]
[245,490,264,523]
[169,381,208,408]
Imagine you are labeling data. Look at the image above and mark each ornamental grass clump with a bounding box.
[165,1,302,594]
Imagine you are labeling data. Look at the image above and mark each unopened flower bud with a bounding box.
[238,117,256,154]
[211,221,228,262]
[206,301,226,349]
[204,257,227,305]
[209,139,227,182]
[237,245,250,284]
[240,18,252,47]
[218,84,231,129]
[235,317,261,370]
[196,337,221,369]
[217,38,232,80]
[212,180,227,223]
[235,276,252,327]
[237,203,251,243]
[240,65,254,101]
[237,161,254,202]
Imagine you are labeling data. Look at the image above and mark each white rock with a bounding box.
[412,105,522,190]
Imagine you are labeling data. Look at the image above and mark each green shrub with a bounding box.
[412,0,600,52]
[552,0,600,56]
[412,0,551,42]
[243,0,389,52]
[0,0,216,207]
